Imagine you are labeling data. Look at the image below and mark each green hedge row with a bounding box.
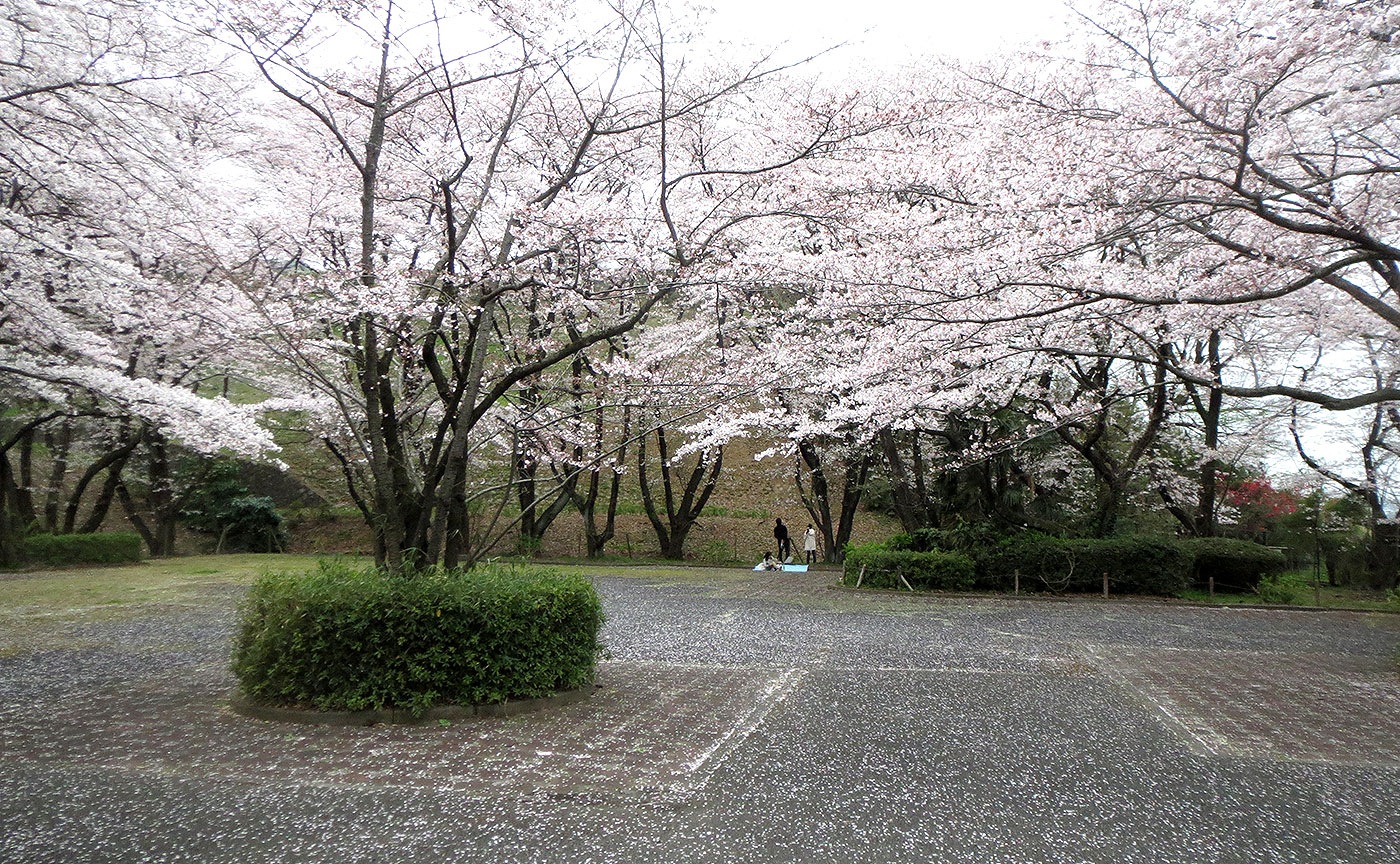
[843,547,975,591]
[1180,537,1285,592]
[20,532,143,565]
[977,535,1190,596]
[850,531,1284,598]
[232,560,602,716]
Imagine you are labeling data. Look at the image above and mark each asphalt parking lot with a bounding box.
[2,566,1398,863]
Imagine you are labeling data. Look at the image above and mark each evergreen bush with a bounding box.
[852,531,1194,597]
[232,560,602,716]
[890,524,1011,554]
[20,532,143,566]
[1255,574,1299,605]
[844,547,976,591]
[181,461,289,553]
[1181,537,1286,592]
[975,534,1191,596]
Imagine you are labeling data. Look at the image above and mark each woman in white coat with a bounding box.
[803,524,818,565]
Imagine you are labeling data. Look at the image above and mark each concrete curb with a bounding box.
[229,684,595,726]
[826,583,1400,614]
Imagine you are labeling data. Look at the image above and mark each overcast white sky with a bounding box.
[704,0,1074,71]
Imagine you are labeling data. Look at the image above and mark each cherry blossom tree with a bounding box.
[217,0,884,569]
[692,0,1400,546]
[0,0,276,561]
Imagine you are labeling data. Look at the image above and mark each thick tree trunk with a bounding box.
[14,429,36,528]
[63,430,140,534]
[833,452,873,562]
[795,440,834,557]
[1194,330,1223,537]
[116,481,154,551]
[638,426,722,561]
[1367,521,1399,590]
[43,420,72,532]
[514,448,574,555]
[795,439,872,563]
[878,429,928,533]
[1057,352,1169,539]
[0,454,19,566]
[1092,482,1125,539]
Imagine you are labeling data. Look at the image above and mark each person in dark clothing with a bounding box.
[774,518,791,562]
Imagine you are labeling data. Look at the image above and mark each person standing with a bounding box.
[774,518,791,562]
[803,524,818,564]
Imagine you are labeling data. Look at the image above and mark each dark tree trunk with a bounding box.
[637,426,723,561]
[1368,522,1399,590]
[115,429,178,556]
[63,427,140,535]
[878,429,929,533]
[514,445,574,555]
[1192,330,1224,536]
[570,403,630,559]
[14,428,36,528]
[1055,351,1170,538]
[0,411,79,563]
[795,438,872,563]
[0,454,18,566]
[43,419,72,532]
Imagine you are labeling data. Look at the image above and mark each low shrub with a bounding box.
[1181,537,1285,592]
[20,532,143,566]
[181,460,289,553]
[1256,574,1299,605]
[844,547,976,591]
[842,539,888,564]
[976,533,1061,591]
[232,560,602,716]
[885,532,916,552]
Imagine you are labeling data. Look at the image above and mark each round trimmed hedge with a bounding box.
[232,560,602,717]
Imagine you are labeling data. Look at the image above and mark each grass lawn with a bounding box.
[0,554,334,611]
[1178,567,1398,612]
[8,553,1386,621]
[0,554,765,615]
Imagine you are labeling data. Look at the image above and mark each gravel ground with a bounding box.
[2,567,1398,863]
